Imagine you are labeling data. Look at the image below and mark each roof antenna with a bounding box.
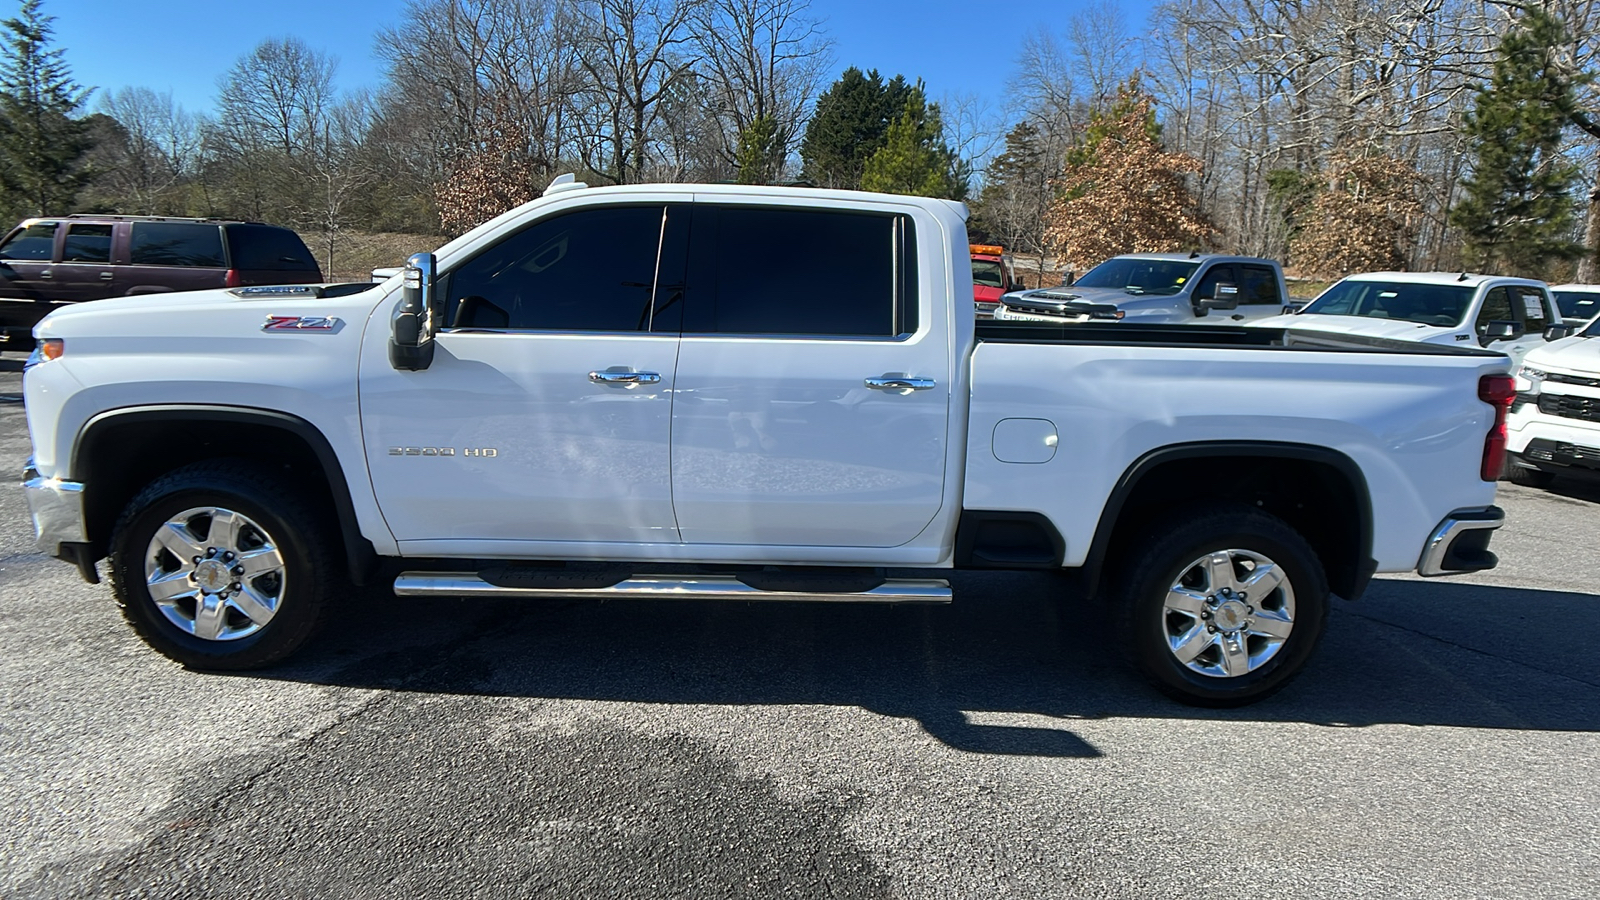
[1457,272,1469,281]
[1188,249,1200,259]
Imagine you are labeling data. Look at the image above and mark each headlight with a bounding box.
[22,338,62,370]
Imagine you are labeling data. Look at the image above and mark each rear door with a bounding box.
[50,222,117,302]
[669,202,949,548]
[124,222,229,294]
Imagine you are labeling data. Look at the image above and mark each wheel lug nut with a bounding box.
[1207,624,1217,633]
[192,556,201,564]
[223,552,235,562]
[232,566,245,577]
[206,548,217,558]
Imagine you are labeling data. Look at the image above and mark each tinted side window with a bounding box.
[62,224,112,263]
[685,206,908,337]
[0,223,58,260]
[1476,286,1513,334]
[1517,287,1550,331]
[131,223,226,267]
[226,225,319,272]
[1238,265,1281,304]
[445,205,667,332]
[1194,264,1236,303]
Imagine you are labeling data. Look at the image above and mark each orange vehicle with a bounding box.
[970,244,1019,318]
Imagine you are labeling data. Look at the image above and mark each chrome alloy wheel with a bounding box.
[1162,548,1295,678]
[143,506,286,641]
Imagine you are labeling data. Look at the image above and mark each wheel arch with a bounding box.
[73,405,378,584]
[1083,441,1375,602]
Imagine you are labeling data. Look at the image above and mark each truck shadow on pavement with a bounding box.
[276,571,1600,758]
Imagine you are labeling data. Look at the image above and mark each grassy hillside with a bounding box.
[298,231,447,283]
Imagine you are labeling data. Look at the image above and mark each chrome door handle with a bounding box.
[589,370,661,385]
[865,376,935,392]
[99,271,114,280]
[38,269,51,279]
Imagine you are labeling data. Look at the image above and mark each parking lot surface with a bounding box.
[2,351,1597,898]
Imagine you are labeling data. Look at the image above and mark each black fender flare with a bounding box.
[1081,440,1376,601]
[74,404,380,584]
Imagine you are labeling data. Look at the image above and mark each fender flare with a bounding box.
[1081,440,1376,601]
[74,404,379,584]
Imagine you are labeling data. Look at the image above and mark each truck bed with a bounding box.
[975,321,1505,357]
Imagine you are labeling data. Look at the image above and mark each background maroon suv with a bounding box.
[0,215,323,346]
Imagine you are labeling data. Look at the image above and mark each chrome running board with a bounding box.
[393,572,952,604]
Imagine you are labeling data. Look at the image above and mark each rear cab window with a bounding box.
[0,222,59,261]
[683,205,917,337]
[130,223,226,268]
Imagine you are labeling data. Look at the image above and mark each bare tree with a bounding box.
[689,0,830,180]
[93,87,198,214]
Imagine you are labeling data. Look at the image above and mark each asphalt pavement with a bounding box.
[1,350,1597,898]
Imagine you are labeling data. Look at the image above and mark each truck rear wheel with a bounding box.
[1116,505,1328,707]
[108,460,336,669]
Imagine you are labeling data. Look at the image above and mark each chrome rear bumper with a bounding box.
[1416,506,1504,577]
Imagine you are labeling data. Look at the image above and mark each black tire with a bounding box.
[108,459,338,669]
[1115,504,1329,707]
[1505,458,1556,488]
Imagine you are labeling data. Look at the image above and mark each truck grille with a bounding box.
[1538,393,1600,422]
[1547,372,1600,388]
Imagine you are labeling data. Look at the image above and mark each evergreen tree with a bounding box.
[972,120,1057,254]
[1451,9,1585,276]
[798,68,915,190]
[0,0,92,217]
[734,115,780,185]
[860,91,965,199]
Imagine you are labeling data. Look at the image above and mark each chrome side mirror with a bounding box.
[389,252,438,371]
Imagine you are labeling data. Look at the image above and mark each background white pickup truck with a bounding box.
[1505,315,1600,486]
[992,253,1290,325]
[22,180,1512,706]
[1252,271,1571,365]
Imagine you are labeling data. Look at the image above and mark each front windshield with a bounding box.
[1073,258,1200,295]
[1301,280,1475,327]
[1554,290,1600,322]
[972,259,1004,288]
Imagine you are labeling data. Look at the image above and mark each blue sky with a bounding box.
[48,0,1151,120]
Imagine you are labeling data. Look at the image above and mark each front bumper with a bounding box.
[1416,506,1503,577]
[22,457,87,554]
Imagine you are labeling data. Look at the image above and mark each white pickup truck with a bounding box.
[992,253,1291,325]
[1252,272,1572,366]
[22,179,1513,706]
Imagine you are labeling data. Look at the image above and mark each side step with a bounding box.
[393,572,952,604]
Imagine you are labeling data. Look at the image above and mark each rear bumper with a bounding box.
[1416,506,1503,577]
[22,457,87,554]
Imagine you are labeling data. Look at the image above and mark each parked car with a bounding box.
[969,244,1020,319]
[1251,272,1571,366]
[1504,314,1600,487]
[1548,283,1600,328]
[0,215,322,347]
[992,253,1290,326]
[23,177,1510,707]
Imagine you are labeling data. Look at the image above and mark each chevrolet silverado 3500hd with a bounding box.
[22,177,1511,706]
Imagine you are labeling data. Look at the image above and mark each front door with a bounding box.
[0,221,62,341]
[361,203,687,547]
[670,203,950,548]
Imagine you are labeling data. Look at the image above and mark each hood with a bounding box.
[33,283,376,339]
[1249,313,1455,342]
[1001,285,1184,316]
[1522,335,1600,375]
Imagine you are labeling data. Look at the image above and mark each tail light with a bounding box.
[1479,373,1516,481]
[224,269,242,287]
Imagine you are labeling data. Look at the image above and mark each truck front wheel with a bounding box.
[1116,505,1329,707]
[108,460,336,669]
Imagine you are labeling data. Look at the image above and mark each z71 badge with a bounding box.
[263,315,341,332]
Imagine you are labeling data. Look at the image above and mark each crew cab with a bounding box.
[22,178,1512,706]
[1504,315,1600,487]
[1252,272,1570,365]
[992,253,1288,325]
[970,243,1020,319]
